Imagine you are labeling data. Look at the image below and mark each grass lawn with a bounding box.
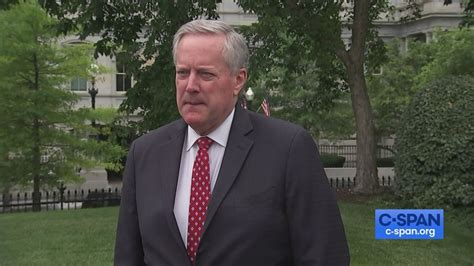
[0,207,118,265]
[339,201,474,265]
[0,200,473,266]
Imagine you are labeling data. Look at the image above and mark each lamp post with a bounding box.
[88,77,98,110]
[88,63,99,127]
[245,87,254,110]
[56,178,66,210]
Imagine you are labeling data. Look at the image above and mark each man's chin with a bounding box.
[182,114,204,127]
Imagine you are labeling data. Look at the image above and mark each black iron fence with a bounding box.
[318,145,395,167]
[0,187,121,214]
[328,176,393,189]
[1,176,393,214]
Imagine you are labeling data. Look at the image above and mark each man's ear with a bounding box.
[233,68,248,96]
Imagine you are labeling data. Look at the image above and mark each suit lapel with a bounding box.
[155,120,189,255]
[202,106,254,235]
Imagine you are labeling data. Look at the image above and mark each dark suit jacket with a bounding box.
[115,106,349,266]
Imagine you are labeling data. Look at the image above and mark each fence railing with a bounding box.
[1,176,393,214]
[318,145,395,168]
[0,187,121,214]
[328,176,393,189]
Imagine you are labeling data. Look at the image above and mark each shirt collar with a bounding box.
[185,108,235,151]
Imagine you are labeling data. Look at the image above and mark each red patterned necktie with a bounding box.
[187,136,213,264]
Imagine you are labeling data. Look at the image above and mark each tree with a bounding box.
[0,1,123,211]
[90,107,140,181]
[415,28,474,87]
[41,0,222,135]
[368,29,474,138]
[41,0,428,194]
[0,0,18,10]
[241,30,350,138]
[367,39,435,137]
[41,0,351,140]
[238,0,393,193]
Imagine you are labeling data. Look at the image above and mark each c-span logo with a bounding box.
[375,209,444,240]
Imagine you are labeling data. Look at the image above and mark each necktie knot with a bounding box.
[197,137,213,150]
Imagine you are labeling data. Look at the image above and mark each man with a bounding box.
[115,20,349,266]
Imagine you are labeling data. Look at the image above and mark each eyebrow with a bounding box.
[175,65,218,72]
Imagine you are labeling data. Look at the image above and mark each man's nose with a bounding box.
[185,72,199,93]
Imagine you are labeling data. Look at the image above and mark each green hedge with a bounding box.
[395,76,474,208]
[376,157,394,167]
[320,153,346,167]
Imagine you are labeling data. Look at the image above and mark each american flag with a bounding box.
[260,97,270,117]
[240,97,248,110]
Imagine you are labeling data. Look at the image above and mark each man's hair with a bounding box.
[173,20,249,74]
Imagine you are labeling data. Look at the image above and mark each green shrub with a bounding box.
[376,157,395,167]
[320,153,346,167]
[395,76,474,208]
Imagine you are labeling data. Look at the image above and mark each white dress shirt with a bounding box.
[173,108,235,246]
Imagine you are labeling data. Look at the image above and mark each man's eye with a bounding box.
[201,72,214,79]
[176,70,189,77]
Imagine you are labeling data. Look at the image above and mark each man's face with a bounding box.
[175,33,247,135]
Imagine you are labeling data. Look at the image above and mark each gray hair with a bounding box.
[173,20,249,74]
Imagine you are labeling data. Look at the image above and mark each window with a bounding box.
[70,77,87,91]
[116,53,132,92]
[372,66,383,76]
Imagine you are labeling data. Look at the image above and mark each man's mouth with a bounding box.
[185,101,204,105]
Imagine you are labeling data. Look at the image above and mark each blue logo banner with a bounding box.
[375,209,444,240]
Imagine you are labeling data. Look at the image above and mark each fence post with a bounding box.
[115,188,119,204]
[46,191,49,211]
[101,188,105,207]
[9,194,13,213]
[24,192,28,213]
[53,191,56,210]
[2,190,11,213]
[67,190,71,210]
[74,190,77,209]
[16,193,20,212]
[59,184,66,210]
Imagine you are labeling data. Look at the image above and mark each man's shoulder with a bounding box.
[132,119,186,147]
[240,111,317,155]
[247,111,306,137]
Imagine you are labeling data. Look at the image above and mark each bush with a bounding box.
[320,153,346,167]
[82,191,121,208]
[376,157,394,167]
[395,76,474,208]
